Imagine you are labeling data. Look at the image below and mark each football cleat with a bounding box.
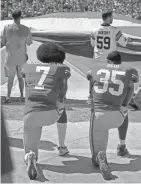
[58,146,69,156]
[117,144,129,156]
[25,151,38,180]
[97,151,112,180]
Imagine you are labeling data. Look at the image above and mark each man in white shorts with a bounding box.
[1,9,32,103]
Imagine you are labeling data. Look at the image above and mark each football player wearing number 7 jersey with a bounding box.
[22,42,71,180]
[90,10,132,62]
[87,51,139,180]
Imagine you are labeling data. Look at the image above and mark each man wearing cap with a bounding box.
[87,51,139,180]
[1,9,33,103]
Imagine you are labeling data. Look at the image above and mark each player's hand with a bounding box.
[127,37,133,43]
[87,96,92,105]
[25,54,28,61]
[4,64,9,77]
[120,106,128,118]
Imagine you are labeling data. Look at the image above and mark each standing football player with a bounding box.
[90,10,134,157]
[87,51,139,180]
[90,10,132,62]
[22,42,70,180]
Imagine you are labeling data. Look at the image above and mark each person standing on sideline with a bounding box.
[90,10,132,62]
[1,9,33,103]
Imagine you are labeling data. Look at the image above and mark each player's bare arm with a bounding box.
[58,77,68,102]
[90,32,95,47]
[26,28,33,46]
[122,68,139,106]
[122,80,135,107]
[86,70,95,104]
[1,26,7,48]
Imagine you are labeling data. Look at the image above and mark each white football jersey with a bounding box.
[90,24,128,61]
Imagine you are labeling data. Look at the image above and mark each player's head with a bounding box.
[107,51,122,64]
[12,9,21,23]
[102,10,113,24]
[37,42,66,64]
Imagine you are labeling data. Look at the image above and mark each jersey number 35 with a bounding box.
[94,69,126,96]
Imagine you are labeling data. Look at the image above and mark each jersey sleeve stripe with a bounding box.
[116,31,122,41]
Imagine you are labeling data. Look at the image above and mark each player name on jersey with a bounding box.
[98,31,110,35]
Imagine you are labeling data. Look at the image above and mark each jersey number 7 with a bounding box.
[94,69,126,96]
[35,66,50,90]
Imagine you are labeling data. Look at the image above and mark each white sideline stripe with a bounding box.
[65,60,86,79]
[10,147,141,155]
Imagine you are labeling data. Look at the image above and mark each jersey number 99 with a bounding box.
[97,36,110,49]
[94,69,126,96]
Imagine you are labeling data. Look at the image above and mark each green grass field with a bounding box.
[3,103,141,123]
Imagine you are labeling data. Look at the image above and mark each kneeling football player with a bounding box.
[22,42,71,180]
[87,51,139,180]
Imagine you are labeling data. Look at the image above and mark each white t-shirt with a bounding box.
[1,23,33,66]
[90,23,128,61]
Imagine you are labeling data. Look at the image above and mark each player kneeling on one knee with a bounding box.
[87,51,139,180]
[22,41,71,180]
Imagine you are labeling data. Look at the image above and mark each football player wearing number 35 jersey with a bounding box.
[22,42,71,180]
[87,51,139,180]
[90,11,132,62]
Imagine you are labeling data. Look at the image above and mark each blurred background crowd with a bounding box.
[1,0,141,20]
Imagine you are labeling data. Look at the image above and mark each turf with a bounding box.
[2,104,141,123]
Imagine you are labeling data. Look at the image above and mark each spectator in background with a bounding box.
[1,1,141,20]
[1,9,33,103]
